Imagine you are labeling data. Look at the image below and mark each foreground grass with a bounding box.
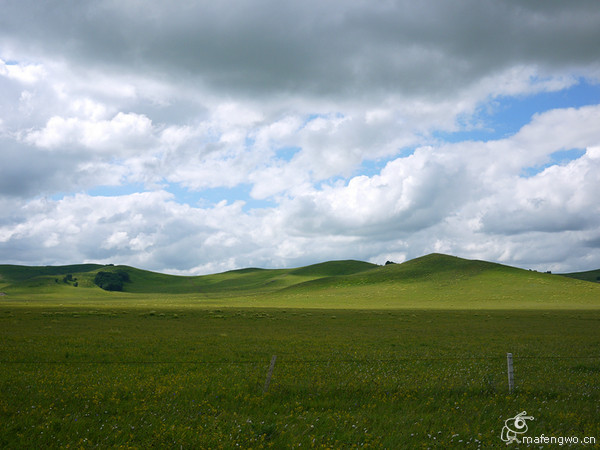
[1,307,599,448]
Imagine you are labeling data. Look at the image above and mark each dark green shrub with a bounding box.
[93,270,130,291]
[115,269,130,282]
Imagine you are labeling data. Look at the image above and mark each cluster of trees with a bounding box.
[56,274,78,287]
[94,270,130,291]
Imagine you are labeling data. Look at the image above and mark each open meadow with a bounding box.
[1,255,599,447]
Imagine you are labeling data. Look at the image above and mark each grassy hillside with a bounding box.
[561,268,600,283]
[1,254,599,309]
[270,253,600,309]
[0,263,103,283]
[0,259,378,297]
[288,260,378,277]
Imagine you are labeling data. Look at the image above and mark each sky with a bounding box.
[1,0,600,275]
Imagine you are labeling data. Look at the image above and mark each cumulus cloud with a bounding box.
[26,112,154,152]
[479,146,600,235]
[0,58,45,84]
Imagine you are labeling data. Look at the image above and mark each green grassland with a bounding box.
[1,253,599,309]
[563,268,600,284]
[1,254,599,447]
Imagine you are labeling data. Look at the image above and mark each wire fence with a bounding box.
[3,354,599,396]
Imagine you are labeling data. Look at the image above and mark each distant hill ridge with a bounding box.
[0,254,598,304]
[562,268,600,283]
[0,263,104,282]
[0,258,379,295]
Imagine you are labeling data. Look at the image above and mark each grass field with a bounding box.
[1,254,599,447]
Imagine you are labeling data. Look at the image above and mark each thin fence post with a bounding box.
[507,352,514,393]
[263,355,277,393]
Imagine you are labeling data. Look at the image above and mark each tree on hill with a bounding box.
[115,269,130,282]
[94,270,130,291]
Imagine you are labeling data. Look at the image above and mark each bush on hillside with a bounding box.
[115,269,130,282]
[94,270,130,291]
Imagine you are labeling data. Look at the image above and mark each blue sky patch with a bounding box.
[434,79,600,144]
[86,183,147,198]
[521,148,586,178]
[166,183,275,211]
[275,146,301,161]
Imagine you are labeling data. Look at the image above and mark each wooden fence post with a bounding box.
[507,352,514,393]
[263,355,277,393]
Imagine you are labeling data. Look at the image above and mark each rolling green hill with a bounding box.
[288,260,378,277]
[271,253,600,308]
[0,263,103,283]
[0,259,378,296]
[561,268,600,283]
[0,254,598,309]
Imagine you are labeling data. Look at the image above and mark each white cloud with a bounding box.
[26,112,154,152]
[68,98,109,121]
[0,58,45,84]
[479,148,600,235]
[103,231,130,250]
[514,105,600,154]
